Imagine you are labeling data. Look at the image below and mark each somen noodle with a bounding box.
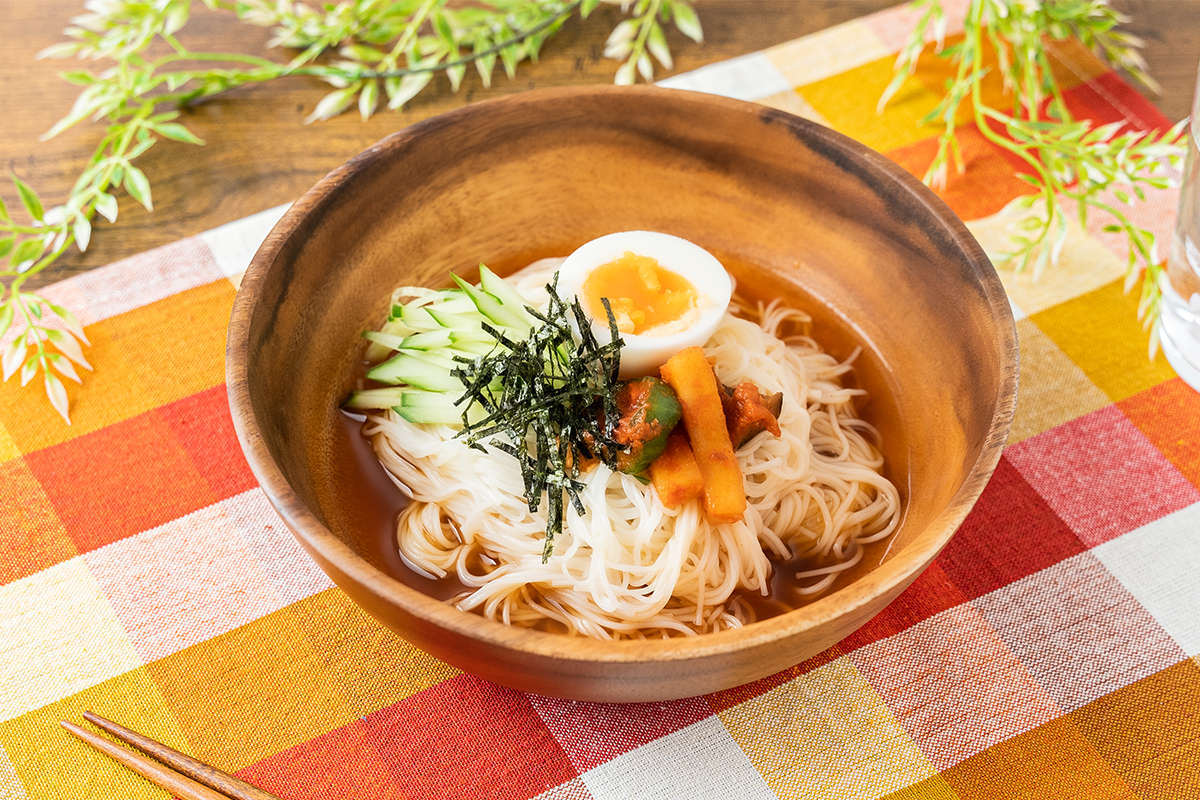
[361,261,901,639]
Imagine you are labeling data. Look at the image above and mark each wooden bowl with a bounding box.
[227,85,1017,702]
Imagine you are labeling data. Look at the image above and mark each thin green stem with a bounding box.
[2,225,55,235]
[348,3,581,77]
[630,0,662,70]
[3,0,693,419]
[381,0,440,71]
[152,51,281,69]
[972,107,1057,257]
[13,293,47,369]
[161,31,188,56]
[151,0,581,90]
[1036,47,1070,122]
[24,233,76,278]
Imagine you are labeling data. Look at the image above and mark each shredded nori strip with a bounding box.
[451,275,623,561]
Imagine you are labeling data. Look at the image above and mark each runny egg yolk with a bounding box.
[583,251,698,335]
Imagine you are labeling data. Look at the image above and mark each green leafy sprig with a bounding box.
[603,0,702,85]
[883,0,1187,355]
[453,280,623,560]
[3,0,703,421]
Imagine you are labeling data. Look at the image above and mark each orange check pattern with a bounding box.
[3,3,1200,798]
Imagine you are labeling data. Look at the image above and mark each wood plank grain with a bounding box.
[0,0,1191,286]
[1,1,904,284]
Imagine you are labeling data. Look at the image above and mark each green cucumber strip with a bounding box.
[364,271,536,402]
[344,387,483,424]
[477,265,534,323]
[364,342,392,364]
[344,387,408,409]
[403,349,458,370]
[448,340,495,356]
[399,390,458,407]
[397,391,487,425]
[366,318,414,362]
[390,298,461,320]
[445,326,496,344]
[367,353,462,391]
[399,298,486,331]
[364,329,455,353]
[392,286,444,304]
[398,305,439,330]
[426,307,489,331]
[420,295,479,315]
[380,318,414,337]
[452,274,531,333]
[363,330,406,351]
[396,405,468,425]
[394,288,474,310]
[401,330,454,350]
[394,372,464,393]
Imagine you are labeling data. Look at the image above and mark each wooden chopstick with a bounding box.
[61,712,281,800]
[61,721,233,800]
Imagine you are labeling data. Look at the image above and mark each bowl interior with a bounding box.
[231,86,1016,699]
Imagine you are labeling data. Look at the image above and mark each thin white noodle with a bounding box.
[365,262,901,638]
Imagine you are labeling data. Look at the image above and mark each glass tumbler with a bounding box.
[1162,64,1200,391]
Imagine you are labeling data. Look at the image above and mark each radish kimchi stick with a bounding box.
[649,431,704,508]
[659,346,746,524]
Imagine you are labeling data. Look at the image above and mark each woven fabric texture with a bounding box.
[3,2,1199,798]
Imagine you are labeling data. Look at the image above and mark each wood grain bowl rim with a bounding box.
[227,85,1018,666]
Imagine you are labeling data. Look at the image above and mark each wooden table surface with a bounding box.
[3,0,1198,287]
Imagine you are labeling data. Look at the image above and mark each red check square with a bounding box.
[935,456,1086,599]
[886,123,1034,221]
[1006,406,1200,547]
[0,457,76,584]
[159,384,258,501]
[238,719,404,800]
[365,674,576,800]
[850,604,1060,771]
[24,409,217,552]
[1063,72,1172,132]
[838,561,968,652]
[1119,378,1200,491]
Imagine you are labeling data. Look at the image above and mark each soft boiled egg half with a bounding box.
[556,231,733,378]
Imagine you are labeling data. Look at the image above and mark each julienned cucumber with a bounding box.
[367,352,462,392]
[452,274,533,333]
[344,388,487,425]
[363,329,451,352]
[347,265,533,425]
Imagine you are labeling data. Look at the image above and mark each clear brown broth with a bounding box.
[330,410,467,601]
[327,279,905,629]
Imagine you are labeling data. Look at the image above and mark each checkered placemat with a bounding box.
[3,2,1199,798]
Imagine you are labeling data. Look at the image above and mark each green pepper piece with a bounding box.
[613,377,683,476]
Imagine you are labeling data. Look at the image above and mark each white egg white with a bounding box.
[556,231,733,378]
